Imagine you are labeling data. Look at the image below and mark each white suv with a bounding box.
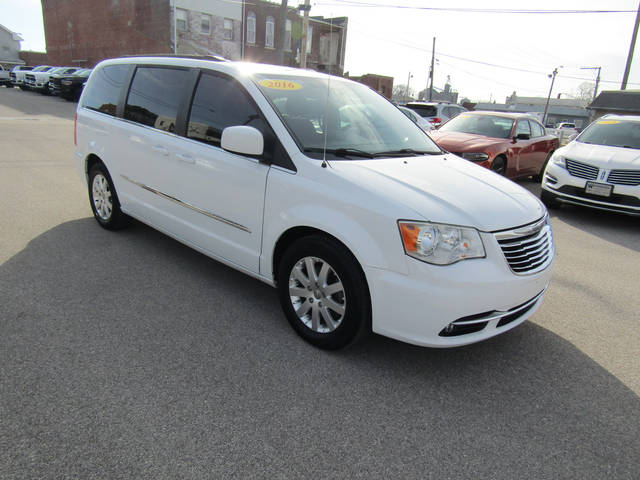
[541,114,640,216]
[76,56,554,349]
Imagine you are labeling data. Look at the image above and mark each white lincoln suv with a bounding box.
[75,56,554,349]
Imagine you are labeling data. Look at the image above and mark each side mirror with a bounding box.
[221,126,264,156]
[515,133,530,141]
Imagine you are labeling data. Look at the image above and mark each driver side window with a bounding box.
[516,120,531,136]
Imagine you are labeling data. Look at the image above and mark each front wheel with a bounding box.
[490,155,507,176]
[88,163,130,230]
[541,189,561,209]
[277,236,370,350]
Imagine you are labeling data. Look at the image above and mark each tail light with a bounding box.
[74,113,77,146]
[429,117,442,124]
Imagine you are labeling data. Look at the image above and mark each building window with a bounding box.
[176,8,187,32]
[266,16,275,48]
[247,11,256,44]
[285,19,292,51]
[223,18,233,40]
[201,14,211,34]
[306,25,313,54]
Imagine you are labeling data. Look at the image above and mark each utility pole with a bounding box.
[405,72,412,103]
[580,66,601,103]
[276,0,288,66]
[542,66,561,126]
[428,37,435,101]
[622,1,640,89]
[299,0,311,69]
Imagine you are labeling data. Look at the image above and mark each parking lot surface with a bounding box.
[1,87,639,479]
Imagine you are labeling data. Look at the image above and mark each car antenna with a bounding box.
[320,17,334,169]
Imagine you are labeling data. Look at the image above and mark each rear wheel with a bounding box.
[541,189,561,209]
[490,155,507,176]
[534,151,553,182]
[88,163,130,230]
[277,235,370,350]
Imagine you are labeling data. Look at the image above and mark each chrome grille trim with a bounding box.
[495,217,554,275]
[607,169,640,186]
[565,158,599,180]
[452,288,547,326]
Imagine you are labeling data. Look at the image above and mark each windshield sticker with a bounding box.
[597,120,620,124]
[259,79,302,91]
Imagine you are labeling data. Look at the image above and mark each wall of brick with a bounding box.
[19,51,49,66]
[175,9,241,60]
[41,0,172,68]
[349,74,394,100]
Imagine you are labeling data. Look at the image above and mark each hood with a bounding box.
[430,131,506,152]
[561,141,640,169]
[330,154,544,232]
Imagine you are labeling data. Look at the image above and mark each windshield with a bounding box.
[577,119,640,149]
[438,114,514,139]
[253,74,441,159]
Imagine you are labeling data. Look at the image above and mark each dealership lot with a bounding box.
[1,87,639,478]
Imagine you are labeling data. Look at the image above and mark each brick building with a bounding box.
[33,0,347,74]
[346,73,393,100]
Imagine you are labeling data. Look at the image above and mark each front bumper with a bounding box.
[542,162,640,215]
[365,229,554,347]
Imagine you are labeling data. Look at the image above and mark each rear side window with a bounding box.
[124,67,190,133]
[82,64,130,116]
[187,72,268,147]
[407,105,437,118]
[531,121,545,137]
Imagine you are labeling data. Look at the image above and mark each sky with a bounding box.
[1,0,639,102]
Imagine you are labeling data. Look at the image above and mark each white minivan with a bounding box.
[76,56,554,349]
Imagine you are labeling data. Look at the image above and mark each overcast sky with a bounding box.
[2,0,639,102]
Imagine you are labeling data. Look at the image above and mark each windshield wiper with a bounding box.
[373,148,442,157]
[303,147,375,158]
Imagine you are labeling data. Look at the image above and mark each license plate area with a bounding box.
[585,181,613,197]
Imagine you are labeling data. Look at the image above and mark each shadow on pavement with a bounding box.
[1,218,639,479]
[0,87,77,121]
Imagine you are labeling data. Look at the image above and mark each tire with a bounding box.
[540,189,561,209]
[19,85,27,91]
[277,235,370,350]
[533,151,553,182]
[88,163,130,230]
[490,155,507,176]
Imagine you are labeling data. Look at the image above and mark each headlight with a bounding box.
[551,153,566,168]
[461,152,489,162]
[398,221,485,265]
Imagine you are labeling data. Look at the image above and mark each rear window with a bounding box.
[82,64,130,117]
[405,104,437,118]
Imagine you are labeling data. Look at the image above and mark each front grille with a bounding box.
[566,158,598,180]
[495,218,554,275]
[555,185,640,207]
[607,169,640,186]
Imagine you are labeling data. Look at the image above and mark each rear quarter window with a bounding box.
[82,64,130,116]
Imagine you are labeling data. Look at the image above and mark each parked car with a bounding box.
[9,65,33,87]
[22,65,54,90]
[556,122,579,134]
[541,114,640,215]
[404,101,467,128]
[430,111,559,179]
[49,68,92,98]
[398,105,434,133]
[29,66,79,94]
[76,56,554,350]
[0,65,11,87]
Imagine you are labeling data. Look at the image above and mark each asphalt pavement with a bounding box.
[1,87,639,479]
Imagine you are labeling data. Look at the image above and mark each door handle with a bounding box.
[176,153,195,164]
[152,145,169,156]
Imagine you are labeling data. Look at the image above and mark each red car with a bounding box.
[430,111,559,180]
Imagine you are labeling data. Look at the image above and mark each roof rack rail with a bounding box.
[121,53,226,62]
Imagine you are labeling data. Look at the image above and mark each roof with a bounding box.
[475,102,589,118]
[600,113,640,122]
[588,90,640,112]
[461,110,538,120]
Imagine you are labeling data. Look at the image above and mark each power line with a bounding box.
[316,0,636,14]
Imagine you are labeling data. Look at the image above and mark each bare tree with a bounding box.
[392,84,414,102]
[575,82,595,103]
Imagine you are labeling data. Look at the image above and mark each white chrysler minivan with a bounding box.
[76,56,554,349]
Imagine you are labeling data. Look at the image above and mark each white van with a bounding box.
[75,56,554,349]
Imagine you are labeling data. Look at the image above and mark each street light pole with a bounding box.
[428,37,436,101]
[542,67,561,126]
[300,0,311,69]
[405,72,412,103]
